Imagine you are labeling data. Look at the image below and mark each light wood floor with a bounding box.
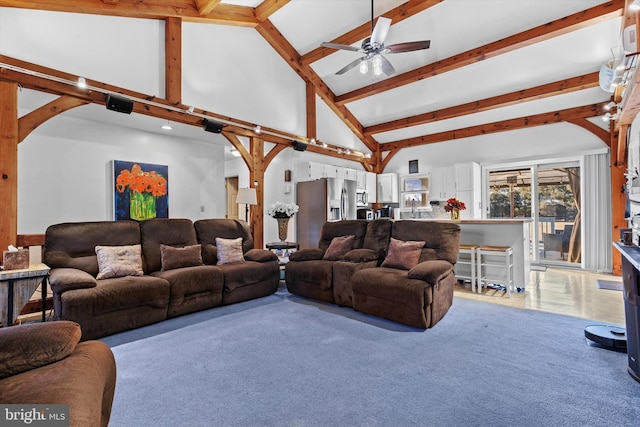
[454,267,625,324]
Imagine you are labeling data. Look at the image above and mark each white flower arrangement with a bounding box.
[267,201,299,218]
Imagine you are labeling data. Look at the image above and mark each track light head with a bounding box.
[201,118,224,134]
[105,94,134,114]
[291,140,308,152]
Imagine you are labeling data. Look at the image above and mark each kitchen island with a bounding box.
[404,218,532,289]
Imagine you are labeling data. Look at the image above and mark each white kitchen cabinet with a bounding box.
[365,172,377,200]
[377,173,398,203]
[454,162,481,219]
[344,168,357,182]
[356,171,367,189]
[429,167,456,201]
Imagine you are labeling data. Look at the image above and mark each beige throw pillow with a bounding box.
[380,237,426,270]
[322,235,355,260]
[215,237,245,265]
[95,244,144,279]
[160,244,204,271]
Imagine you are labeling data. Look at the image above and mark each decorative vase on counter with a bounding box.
[450,208,460,220]
[276,217,290,242]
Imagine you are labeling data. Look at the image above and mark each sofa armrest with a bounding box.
[408,260,454,285]
[343,248,379,263]
[244,249,278,263]
[0,321,82,379]
[49,268,97,293]
[288,248,324,262]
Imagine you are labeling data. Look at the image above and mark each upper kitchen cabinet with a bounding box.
[430,167,456,201]
[377,173,399,203]
[454,162,481,219]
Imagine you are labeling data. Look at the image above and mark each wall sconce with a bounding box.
[236,187,257,222]
[230,148,241,157]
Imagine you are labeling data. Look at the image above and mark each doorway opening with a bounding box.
[487,163,580,267]
[225,176,239,220]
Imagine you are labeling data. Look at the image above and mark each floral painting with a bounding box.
[113,160,168,221]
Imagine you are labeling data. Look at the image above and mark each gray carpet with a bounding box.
[102,286,639,427]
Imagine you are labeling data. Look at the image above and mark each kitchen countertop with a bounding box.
[396,218,533,224]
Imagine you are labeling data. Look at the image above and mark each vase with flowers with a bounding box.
[444,197,466,220]
[267,202,299,241]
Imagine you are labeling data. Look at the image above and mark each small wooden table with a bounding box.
[0,263,50,327]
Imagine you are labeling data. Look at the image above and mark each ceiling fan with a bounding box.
[320,0,430,77]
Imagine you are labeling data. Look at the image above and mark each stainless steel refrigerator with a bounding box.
[296,178,357,249]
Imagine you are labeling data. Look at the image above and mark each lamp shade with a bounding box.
[236,188,257,205]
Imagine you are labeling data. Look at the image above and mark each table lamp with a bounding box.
[236,188,257,222]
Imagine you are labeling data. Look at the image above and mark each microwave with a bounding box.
[356,190,368,206]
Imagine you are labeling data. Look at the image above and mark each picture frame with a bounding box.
[113,160,169,221]
[409,159,419,174]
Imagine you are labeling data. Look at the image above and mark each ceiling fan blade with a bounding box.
[379,55,396,76]
[386,40,431,53]
[336,57,366,75]
[321,42,361,52]
[370,16,391,46]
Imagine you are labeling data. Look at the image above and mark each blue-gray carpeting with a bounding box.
[102,285,639,426]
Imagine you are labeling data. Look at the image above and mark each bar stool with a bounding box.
[476,245,514,297]
[455,244,479,292]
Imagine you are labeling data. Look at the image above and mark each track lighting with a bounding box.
[77,77,87,89]
[161,121,172,131]
[604,101,616,111]
[254,125,261,134]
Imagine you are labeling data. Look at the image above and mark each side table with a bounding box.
[266,242,299,280]
[0,263,50,327]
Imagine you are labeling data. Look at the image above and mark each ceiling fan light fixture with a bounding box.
[372,54,383,76]
[359,59,369,74]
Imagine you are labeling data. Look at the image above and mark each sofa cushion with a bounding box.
[322,235,355,260]
[49,268,97,293]
[216,237,245,265]
[95,244,144,279]
[160,244,203,271]
[140,218,198,273]
[391,220,461,265]
[194,219,254,265]
[317,220,368,251]
[288,248,324,262]
[44,220,141,277]
[0,321,81,379]
[408,259,455,284]
[381,237,425,270]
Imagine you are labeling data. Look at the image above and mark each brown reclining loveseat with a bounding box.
[285,219,460,329]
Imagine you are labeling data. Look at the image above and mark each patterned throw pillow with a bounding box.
[215,237,245,265]
[160,244,204,271]
[95,244,144,279]
[380,237,426,270]
[322,235,356,260]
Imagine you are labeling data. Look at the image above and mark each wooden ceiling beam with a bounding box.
[380,104,605,151]
[195,0,221,16]
[255,0,290,22]
[366,72,600,135]
[336,0,625,105]
[0,0,259,27]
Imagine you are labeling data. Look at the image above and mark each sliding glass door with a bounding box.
[487,162,580,266]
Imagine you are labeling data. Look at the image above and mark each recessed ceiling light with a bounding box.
[161,121,172,131]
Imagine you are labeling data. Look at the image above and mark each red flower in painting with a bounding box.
[116,164,167,196]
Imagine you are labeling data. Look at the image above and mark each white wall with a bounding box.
[18,112,225,234]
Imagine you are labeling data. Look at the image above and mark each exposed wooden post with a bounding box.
[306,81,316,140]
[611,124,626,275]
[0,81,19,254]
[249,137,265,249]
[165,17,182,104]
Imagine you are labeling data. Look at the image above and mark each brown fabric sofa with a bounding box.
[285,219,392,305]
[286,219,460,329]
[44,218,279,340]
[0,321,116,427]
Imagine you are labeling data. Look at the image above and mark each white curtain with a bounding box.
[582,152,612,272]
